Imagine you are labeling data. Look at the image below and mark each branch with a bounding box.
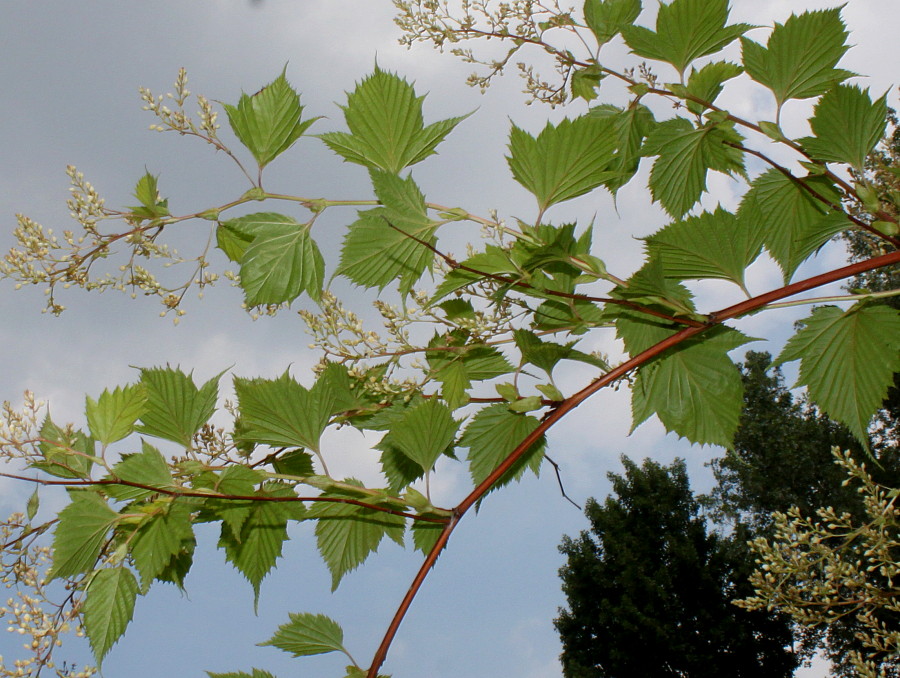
[365,246,900,676]
[384,219,705,328]
[0,472,450,524]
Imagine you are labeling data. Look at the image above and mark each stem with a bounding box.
[365,247,900,676]
[0,472,450,524]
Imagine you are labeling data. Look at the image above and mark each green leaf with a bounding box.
[85,384,147,445]
[583,0,641,45]
[219,484,299,607]
[260,612,350,658]
[411,519,445,555]
[644,207,762,289]
[387,398,459,472]
[799,85,888,170]
[82,566,139,665]
[271,449,316,478]
[129,499,195,589]
[224,69,319,169]
[680,61,743,115]
[740,8,855,108]
[338,170,436,295]
[460,404,546,491]
[128,171,169,220]
[226,213,325,305]
[32,417,95,479]
[136,366,221,448]
[378,441,425,491]
[622,0,752,76]
[587,103,656,194]
[319,65,470,173]
[26,489,39,521]
[571,65,604,102]
[533,298,607,333]
[507,114,618,212]
[308,494,405,590]
[613,257,696,317]
[50,490,118,579]
[737,169,850,281]
[426,333,514,408]
[234,371,333,454]
[627,326,753,447]
[338,208,436,294]
[105,440,173,501]
[642,118,746,218]
[775,304,900,447]
[514,329,608,376]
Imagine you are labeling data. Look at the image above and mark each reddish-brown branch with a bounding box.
[365,247,900,677]
[0,472,450,524]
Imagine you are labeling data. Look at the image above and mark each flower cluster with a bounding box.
[738,448,900,678]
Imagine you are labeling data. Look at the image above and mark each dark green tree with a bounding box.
[555,457,799,678]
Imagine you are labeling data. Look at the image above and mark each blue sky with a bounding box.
[1,2,898,677]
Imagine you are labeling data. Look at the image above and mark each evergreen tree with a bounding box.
[555,458,799,678]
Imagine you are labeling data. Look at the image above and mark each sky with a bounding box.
[0,2,898,677]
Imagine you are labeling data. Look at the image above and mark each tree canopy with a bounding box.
[556,457,799,677]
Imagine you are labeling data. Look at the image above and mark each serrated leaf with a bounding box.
[378,441,425,491]
[740,8,855,108]
[642,117,746,218]
[271,449,315,478]
[680,61,743,115]
[622,0,752,76]
[50,490,118,580]
[219,484,298,607]
[571,65,604,102]
[614,257,697,317]
[737,168,850,281]
[583,0,640,45]
[411,520,444,555]
[507,114,618,212]
[588,103,656,194]
[105,440,173,501]
[136,366,221,448]
[514,329,608,376]
[261,612,350,658]
[224,69,318,169]
[644,207,761,289]
[33,417,95,479]
[460,404,546,491]
[533,298,607,333]
[799,85,888,170]
[235,215,324,305]
[308,496,405,590]
[628,326,753,446]
[128,171,169,219]
[85,384,147,446]
[775,304,900,447]
[129,499,195,589]
[387,399,458,472]
[82,566,139,665]
[319,66,470,173]
[338,208,436,294]
[234,371,333,454]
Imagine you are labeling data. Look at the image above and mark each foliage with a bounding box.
[738,449,900,678]
[710,351,900,675]
[555,457,799,677]
[0,1,899,676]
